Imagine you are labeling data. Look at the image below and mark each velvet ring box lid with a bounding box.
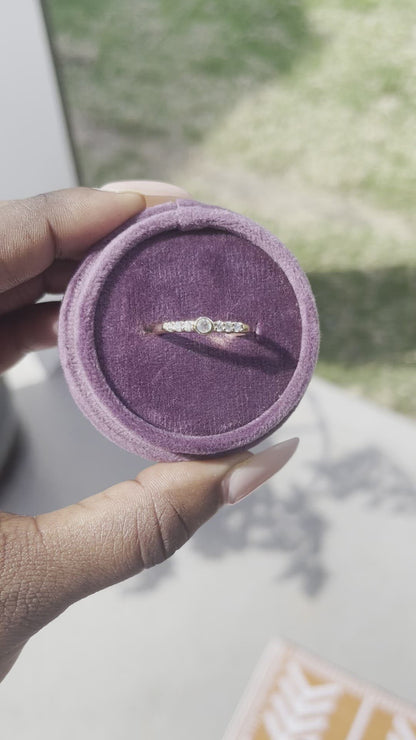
[58,199,320,462]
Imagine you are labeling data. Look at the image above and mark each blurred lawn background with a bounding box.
[44,0,415,417]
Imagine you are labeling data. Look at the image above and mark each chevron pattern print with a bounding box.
[387,715,416,740]
[262,660,341,739]
[222,640,416,740]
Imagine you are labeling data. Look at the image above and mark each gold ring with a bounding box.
[147,316,251,336]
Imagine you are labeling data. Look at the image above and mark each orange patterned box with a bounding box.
[223,639,416,740]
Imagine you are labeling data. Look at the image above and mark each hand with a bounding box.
[0,182,298,682]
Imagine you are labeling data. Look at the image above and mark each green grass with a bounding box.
[44,0,416,416]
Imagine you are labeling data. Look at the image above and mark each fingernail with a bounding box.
[221,438,299,505]
[99,180,191,207]
[93,187,146,210]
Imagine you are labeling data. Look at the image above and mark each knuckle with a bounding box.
[133,476,191,569]
[0,515,50,642]
[32,193,60,258]
[0,195,54,290]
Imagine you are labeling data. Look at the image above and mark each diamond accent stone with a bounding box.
[195,316,213,334]
[161,318,248,334]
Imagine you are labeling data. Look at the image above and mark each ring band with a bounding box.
[148,316,251,336]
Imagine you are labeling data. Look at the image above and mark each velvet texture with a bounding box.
[58,199,320,461]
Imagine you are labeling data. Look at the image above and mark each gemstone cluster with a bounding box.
[214,321,245,333]
[162,316,247,334]
[163,320,195,332]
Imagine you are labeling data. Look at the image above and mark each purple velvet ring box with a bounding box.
[58,199,320,462]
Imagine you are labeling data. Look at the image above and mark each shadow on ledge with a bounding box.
[127,443,416,598]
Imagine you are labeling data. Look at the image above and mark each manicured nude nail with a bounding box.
[92,187,146,209]
[99,180,191,207]
[221,438,299,505]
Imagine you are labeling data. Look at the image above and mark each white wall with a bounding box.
[0,0,77,199]
[1,1,78,385]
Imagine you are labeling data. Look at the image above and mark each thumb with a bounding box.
[0,439,298,649]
